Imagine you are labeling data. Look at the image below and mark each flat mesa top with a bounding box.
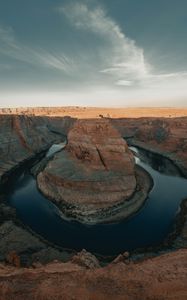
[1,107,187,118]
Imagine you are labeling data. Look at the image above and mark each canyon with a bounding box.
[0,107,187,299]
[37,119,151,224]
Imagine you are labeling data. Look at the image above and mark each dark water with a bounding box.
[5,146,187,256]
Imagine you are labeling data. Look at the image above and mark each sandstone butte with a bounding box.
[37,119,151,224]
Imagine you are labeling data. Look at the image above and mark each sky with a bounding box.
[0,0,187,107]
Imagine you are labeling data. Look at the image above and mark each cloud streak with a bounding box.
[60,1,187,94]
[0,26,73,73]
[60,2,149,84]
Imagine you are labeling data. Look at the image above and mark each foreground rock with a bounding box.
[0,249,186,300]
[71,249,100,269]
[0,221,72,266]
[37,119,151,224]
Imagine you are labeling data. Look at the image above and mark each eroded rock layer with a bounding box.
[0,249,187,300]
[0,115,74,183]
[112,117,187,176]
[37,119,151,224]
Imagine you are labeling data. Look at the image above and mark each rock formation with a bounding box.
[0,249,186,300]
[0,108,187,299]
[71,249,100,269]
[0,114,74,184]
[112,117,187,176]
[0,220,72,266]
[37,119,151,224]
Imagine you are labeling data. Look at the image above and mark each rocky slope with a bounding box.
[0,113,76,266]
[112,117,187,176]
[0,249,186,300]
[0,220,72,267]
[0,114,74,184]
[37,119,151,224]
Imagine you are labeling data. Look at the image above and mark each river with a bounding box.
[5,144,187,255]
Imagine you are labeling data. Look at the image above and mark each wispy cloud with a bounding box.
[116,80,133,86]
[0,26,73,73]
[1,1,187,107]
[59,1,187,94]
[60,2,149,84]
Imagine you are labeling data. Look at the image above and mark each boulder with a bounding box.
[71,249,100,269]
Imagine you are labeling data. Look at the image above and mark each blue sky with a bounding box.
[0,0,187,107]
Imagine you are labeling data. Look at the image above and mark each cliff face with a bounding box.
[37,119,150,224]
[66,119,135,173]
[1,108,187,177]
[0,249,186,300]
[112,117,187,175]
[0,115,74,183]
[0,114,75,266]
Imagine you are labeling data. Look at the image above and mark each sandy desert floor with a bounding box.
[1,106,187,118]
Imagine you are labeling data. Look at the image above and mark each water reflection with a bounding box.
[6,146,187,255]
[130,146,181,177]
